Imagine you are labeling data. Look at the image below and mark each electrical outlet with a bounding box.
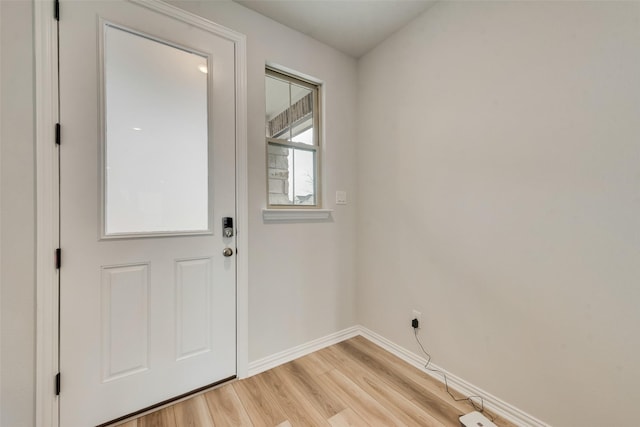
[412,309,422,328]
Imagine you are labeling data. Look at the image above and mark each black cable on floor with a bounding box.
[413,327,496,422]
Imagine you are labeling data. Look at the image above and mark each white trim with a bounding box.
[35,0,60,425]
[35,1,249,425]
[246,325,548,427]
[265,61,324,87]
[248,326,360,376]
[262,208,333,222]
[358,326,551,427]
[0,0,3,416]
[233,21,250,379]
[131,0,242,42]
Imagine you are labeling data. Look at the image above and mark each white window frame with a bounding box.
[265,67,322,210]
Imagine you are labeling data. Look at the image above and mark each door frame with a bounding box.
[34,1,248,425]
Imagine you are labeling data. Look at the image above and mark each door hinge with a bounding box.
[54,0,59,21]
[55,123,61,145]
[55,373,61,395]
[55,248,61,269]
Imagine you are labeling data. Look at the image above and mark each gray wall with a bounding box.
[356,2,640,426]
[1,1,36,426]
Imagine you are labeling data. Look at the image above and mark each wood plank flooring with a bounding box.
[112,336,517,427]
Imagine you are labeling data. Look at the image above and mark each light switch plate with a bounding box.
[336,191,347,205]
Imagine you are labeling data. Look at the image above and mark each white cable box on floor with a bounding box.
[459,411,498,427]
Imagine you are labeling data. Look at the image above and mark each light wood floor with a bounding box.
[114,336,516,427]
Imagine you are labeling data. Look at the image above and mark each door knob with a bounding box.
[222,247,233,257]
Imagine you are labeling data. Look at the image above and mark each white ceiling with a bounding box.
[233,0,436,58]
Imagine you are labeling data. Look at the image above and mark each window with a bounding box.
[265,68,320,207]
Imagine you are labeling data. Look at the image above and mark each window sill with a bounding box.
[262,208,333,222]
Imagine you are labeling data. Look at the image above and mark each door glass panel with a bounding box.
[104,24,209,236]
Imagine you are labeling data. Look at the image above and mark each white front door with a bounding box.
[58,1,237,425]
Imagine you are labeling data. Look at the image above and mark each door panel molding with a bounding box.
[35,1,248,425]
[101,263,150,381]
[175,257,213,360]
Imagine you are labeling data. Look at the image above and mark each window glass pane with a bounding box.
[265,75,315,145]
[267,144,316,206]
[268,143,293,205]
[265,75,291,138]
[291,120,314,145]
[289,85,314,145]
[293,148,315,205]
[104,25,209,235]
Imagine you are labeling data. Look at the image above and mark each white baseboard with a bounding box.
[247,325,360,376]
[246,325,548,427]
[357,326,550,427]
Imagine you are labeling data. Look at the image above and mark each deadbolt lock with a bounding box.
[223,217,233,238]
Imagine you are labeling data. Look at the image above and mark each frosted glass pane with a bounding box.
[104,25,209,235]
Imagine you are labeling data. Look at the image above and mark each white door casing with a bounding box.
[49,1,248,426]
